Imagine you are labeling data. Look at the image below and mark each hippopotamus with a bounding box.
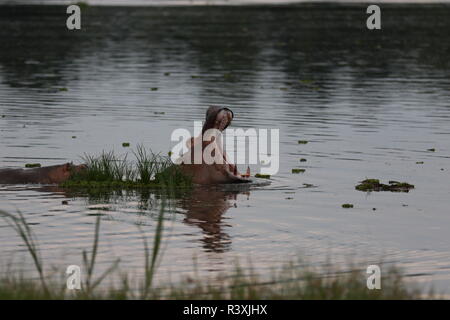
[0,163,86,185]
[0,107,248,186]
[176,106,251,185]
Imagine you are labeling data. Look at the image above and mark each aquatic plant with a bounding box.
[61,145,191,189]
[298,140,308,144]
[342,204,354,208]
[25,163,41,168]
[74,1,89,9]
[255,173,270,179]
[292,169,305,174]
[355,179,414,192]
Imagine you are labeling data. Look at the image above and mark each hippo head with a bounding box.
[47,163,87,184]
[202,106,234,134]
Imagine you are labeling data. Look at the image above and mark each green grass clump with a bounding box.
[60,145,191,189]
[25,163,41,168]
[300,158,307,162]
[292,168,305,174]
[255,173,271,179]
[342,204,354,208]
[427,148,435,152]
[122,142,130,147]
[355,179,414,193]
[298,140,308,144]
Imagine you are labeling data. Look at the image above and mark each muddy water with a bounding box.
[1,4,450,292]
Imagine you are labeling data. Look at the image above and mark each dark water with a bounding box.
[1,4,450,292]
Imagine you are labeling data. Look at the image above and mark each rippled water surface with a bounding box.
[1,4,450,291]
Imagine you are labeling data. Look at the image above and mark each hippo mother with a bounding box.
[175,106,250,185]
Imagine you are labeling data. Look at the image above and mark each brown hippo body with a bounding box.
[177,106,251,185]
[0,163,85,185]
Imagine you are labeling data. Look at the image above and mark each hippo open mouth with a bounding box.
[177,106,251,185]
[203,106,234,133]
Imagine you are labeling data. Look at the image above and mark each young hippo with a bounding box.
[0,163,86,185]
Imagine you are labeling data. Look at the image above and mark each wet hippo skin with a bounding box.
[0,163,85,185]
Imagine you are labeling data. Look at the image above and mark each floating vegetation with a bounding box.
[416,161,424,164]
[191,75,200,79]
[255,173,270,179]
[342,204,354,208]
[122,142,130,147]
[300,158,307,162]
[72,136,77,139]
[25,163,41,168]
[164,72,170,76]
[150,87,158,91]
[223,73,236,81]
[292,168,305,174]
[298,140,308,144]
[60,145,192,189]
[74,1,89,9]
[154,111,165,115]
[355,179,414,193]
[427,148,435,152]
[1,115,5,118]
[58,87,68,92]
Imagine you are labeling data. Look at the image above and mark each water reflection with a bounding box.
[12,183,250,255]
[181,186,250,253]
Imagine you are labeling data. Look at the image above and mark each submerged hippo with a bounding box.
[176,106,251,184]
[0,163,86,185]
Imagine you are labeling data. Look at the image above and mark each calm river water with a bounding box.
[0,4,449,292]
